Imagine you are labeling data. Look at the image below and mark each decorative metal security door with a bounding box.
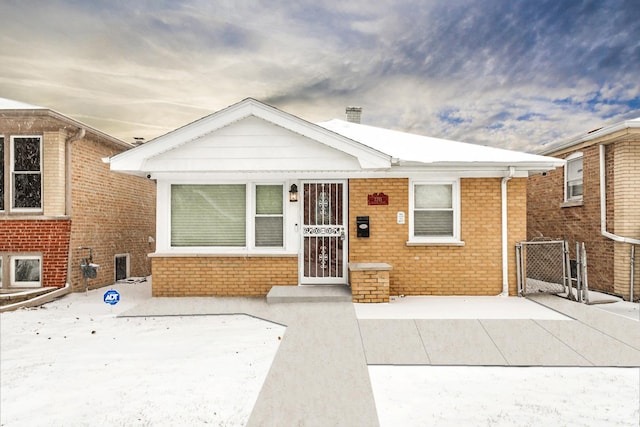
[301,182,347,283]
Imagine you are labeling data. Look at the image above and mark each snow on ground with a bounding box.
[354,295,570,320]
[0,280,284,427]
[2,286,639,426]
[370,366,640,427]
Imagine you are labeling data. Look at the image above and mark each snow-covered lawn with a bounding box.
[2,285,639,426]
[370,366,640,426]
[0,281,284,427]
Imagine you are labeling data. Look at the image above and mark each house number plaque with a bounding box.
[367,193,388,205]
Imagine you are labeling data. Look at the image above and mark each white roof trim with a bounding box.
[110,98,391,172]
[540,117,640,155]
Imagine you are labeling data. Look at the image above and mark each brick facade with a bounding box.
[527,130,639,300]
[151,256,298,297]
[0,219,71,287]
[1,111,156,292]
[348,177,525,296]
[69,136,155,291]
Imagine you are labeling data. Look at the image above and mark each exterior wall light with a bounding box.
[289,184,299,202]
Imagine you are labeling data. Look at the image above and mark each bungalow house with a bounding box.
[0,98,155,295]
[528,117,640,301]
[109,98,563,301]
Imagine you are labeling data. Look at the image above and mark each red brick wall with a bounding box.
[0,219,71,287]
[527,145,615,294]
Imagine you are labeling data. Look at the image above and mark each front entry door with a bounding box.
[301,182,347,284]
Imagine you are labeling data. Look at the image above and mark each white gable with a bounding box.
[109,98,391,175]
[145,116,362,172]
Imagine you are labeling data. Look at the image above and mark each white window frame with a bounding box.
[408,178,462,245]
[0,256,3,287]
[564,152,583,202]
[10,135,43,213]
[10,254,42,287]
[166,181,287,254]
[252,183,285,249]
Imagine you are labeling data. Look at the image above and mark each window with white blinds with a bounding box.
[255,185,284,247]
[410,180,460,243]
[171,184,246,246]
[170,183,285,248]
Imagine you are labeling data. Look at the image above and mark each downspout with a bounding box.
[65,128,85,291]
[599,144,640,301]
[500,166,516,296]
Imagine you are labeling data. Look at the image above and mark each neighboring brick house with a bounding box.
[527,117,639,301]
[110,98,563,300]
[0,98,155,292]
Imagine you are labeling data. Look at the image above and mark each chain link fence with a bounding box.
[516,240,567,295]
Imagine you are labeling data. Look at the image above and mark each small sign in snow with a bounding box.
[103,290,120,305]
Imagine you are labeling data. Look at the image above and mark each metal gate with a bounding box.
[301,182,347,284]
[516,240,568,295]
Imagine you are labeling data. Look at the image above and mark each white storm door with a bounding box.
[301,181,347,284]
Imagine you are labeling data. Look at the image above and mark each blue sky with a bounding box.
[1,0,638,152]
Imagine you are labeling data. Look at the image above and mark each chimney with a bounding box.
[345,106,362,124]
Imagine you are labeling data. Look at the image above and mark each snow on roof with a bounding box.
[317,119,561,167]
[0,97,45,110]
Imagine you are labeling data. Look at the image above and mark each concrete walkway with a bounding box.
[121,292,640,426]
[121,296,378,427]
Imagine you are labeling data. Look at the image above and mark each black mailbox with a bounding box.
[356,216,370,238]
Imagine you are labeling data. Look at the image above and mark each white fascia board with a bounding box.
[540,117,640,155]
[110,98,391,173]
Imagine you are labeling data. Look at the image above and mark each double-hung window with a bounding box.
[170,183,284,250]
[11,136,42,211]
[255,184,284,247]
[565,152,583,202]
[410,179,461,244]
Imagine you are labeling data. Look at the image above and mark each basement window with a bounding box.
[115,254,130,281]
[10,255,42,287]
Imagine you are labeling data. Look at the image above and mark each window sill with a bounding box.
[406,240,465,247]
[150,252,298,258]
[560,200,583,208]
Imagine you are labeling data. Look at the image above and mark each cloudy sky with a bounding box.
[1,0,638,152]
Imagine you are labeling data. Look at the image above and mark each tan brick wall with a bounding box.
[70,136,156,291]
[612,140,640,297]
[349,269,390,303]
[151,256,298,296]
[42,130,66,216]
[348,177,525,296]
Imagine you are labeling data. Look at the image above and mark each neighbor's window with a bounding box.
[255,185,284,247]
[565,152,583,201]
[0,136,4,211]
[410,180,460,243]
[11,136,42,210]
[10,255,42,287]
[171,184,247,246]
